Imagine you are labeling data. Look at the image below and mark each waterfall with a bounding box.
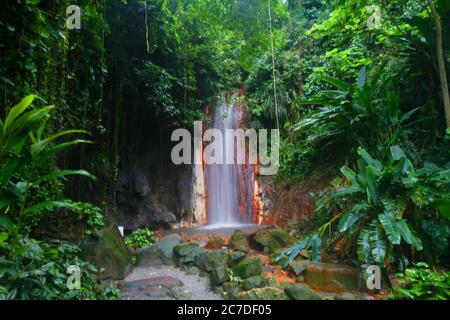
[205,93,242,226]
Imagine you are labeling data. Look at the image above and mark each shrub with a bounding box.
[124,228,158,249]
[390,262,450,300]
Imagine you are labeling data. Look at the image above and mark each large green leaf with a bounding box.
[34,169,96,184]
[397,220,423,251]
[369,220,386,265]
[0,215,16,232]
[432,199,450,220]
[321,76,351,91]
[378,213,401,245]
[3,95,36,129]
[357,228,371,264]
[357,147,383,174]
[24,200,78,215]
[338,204,368,232]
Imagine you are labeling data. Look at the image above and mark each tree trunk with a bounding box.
[427,0,450,128]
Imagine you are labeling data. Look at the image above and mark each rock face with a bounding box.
[242,276,267,291]
[116,165,188,230]
[205,236,225,250]
[304,263,361,293]
[80,226,131,280]
[236,287,289,300]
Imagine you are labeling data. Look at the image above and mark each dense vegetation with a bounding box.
[0,0,449,300]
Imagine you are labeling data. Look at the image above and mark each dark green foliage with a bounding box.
[390,262,450,300]
[124,228,158,249]
[0,235,119,300]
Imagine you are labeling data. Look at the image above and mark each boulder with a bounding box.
[211,265,228,285]
[254,229,295,252]
[284,283,320,300]
[205,236,225,250]
[136,246,166,267]
[204,250,228,272]
[231,258,263,279]
[288,260,310,276]
[223,282,241,299]
[195,250,210,270]
[227,251,246,267]
[242,276,267,291]
[173,242,205,265]
[229,231,250,252]
[155,234,182,260]
[304,263,361,293]
[80,226,131,280]
[236,287,289,300]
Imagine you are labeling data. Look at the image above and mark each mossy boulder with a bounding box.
[80,226,131,280]
[229,231,250,252]
[223,282,241,299]
[204,250,228,272]
[228,251,246,267]
[284,283,320,300]
[173,242,205,265]
[242,276,267,291]
[304,263,361,293]
[205,236,225,250]
[211,265,228,285]
[231,258,263,279]
[236,287,289,300]
[254,229,295,252]
[288,259,310,276]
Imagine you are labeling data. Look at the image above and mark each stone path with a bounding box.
[120,265,222,300]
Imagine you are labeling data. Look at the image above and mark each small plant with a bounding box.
[124,228,158,249]
[390,262,450,300]
[226,269,243,284]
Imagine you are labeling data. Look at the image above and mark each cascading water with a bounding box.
[205,93,242,226]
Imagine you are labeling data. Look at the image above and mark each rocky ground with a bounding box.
[119,228,375,300]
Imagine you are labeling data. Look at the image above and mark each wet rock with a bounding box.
[227,251,246,267]
[173,243,205,265]
[137,246,166,267]
[232,258,263,279]
[80,226,131,280]
[195,250,210,270]
[236,287,289,300]
[223,282,241,299]
[229,231,250,252]
[204,250,228,272]
[284,283,320,300]
[254,229,295,252]
[205,236,225,250]
[304,263,361,293]
[155,234,182,260]
[289,260,310,276]
[185,266,200,275]
[242,276,267,291]
[211,265,228,285]
[169,287,193,300]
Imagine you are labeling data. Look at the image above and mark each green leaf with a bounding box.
[0,215,15,232]
[390,145,407,161]
[357,228,371,264]
[357,66,366,89]
[432,199,450,220]
[35,169,96,184]
[24,200,78,215]
[369,220,386,265]
[321,76,351,91]
[357,147,383,174]
[338,204,367,232]
[378,213,401,245]
[3,95,36,129]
